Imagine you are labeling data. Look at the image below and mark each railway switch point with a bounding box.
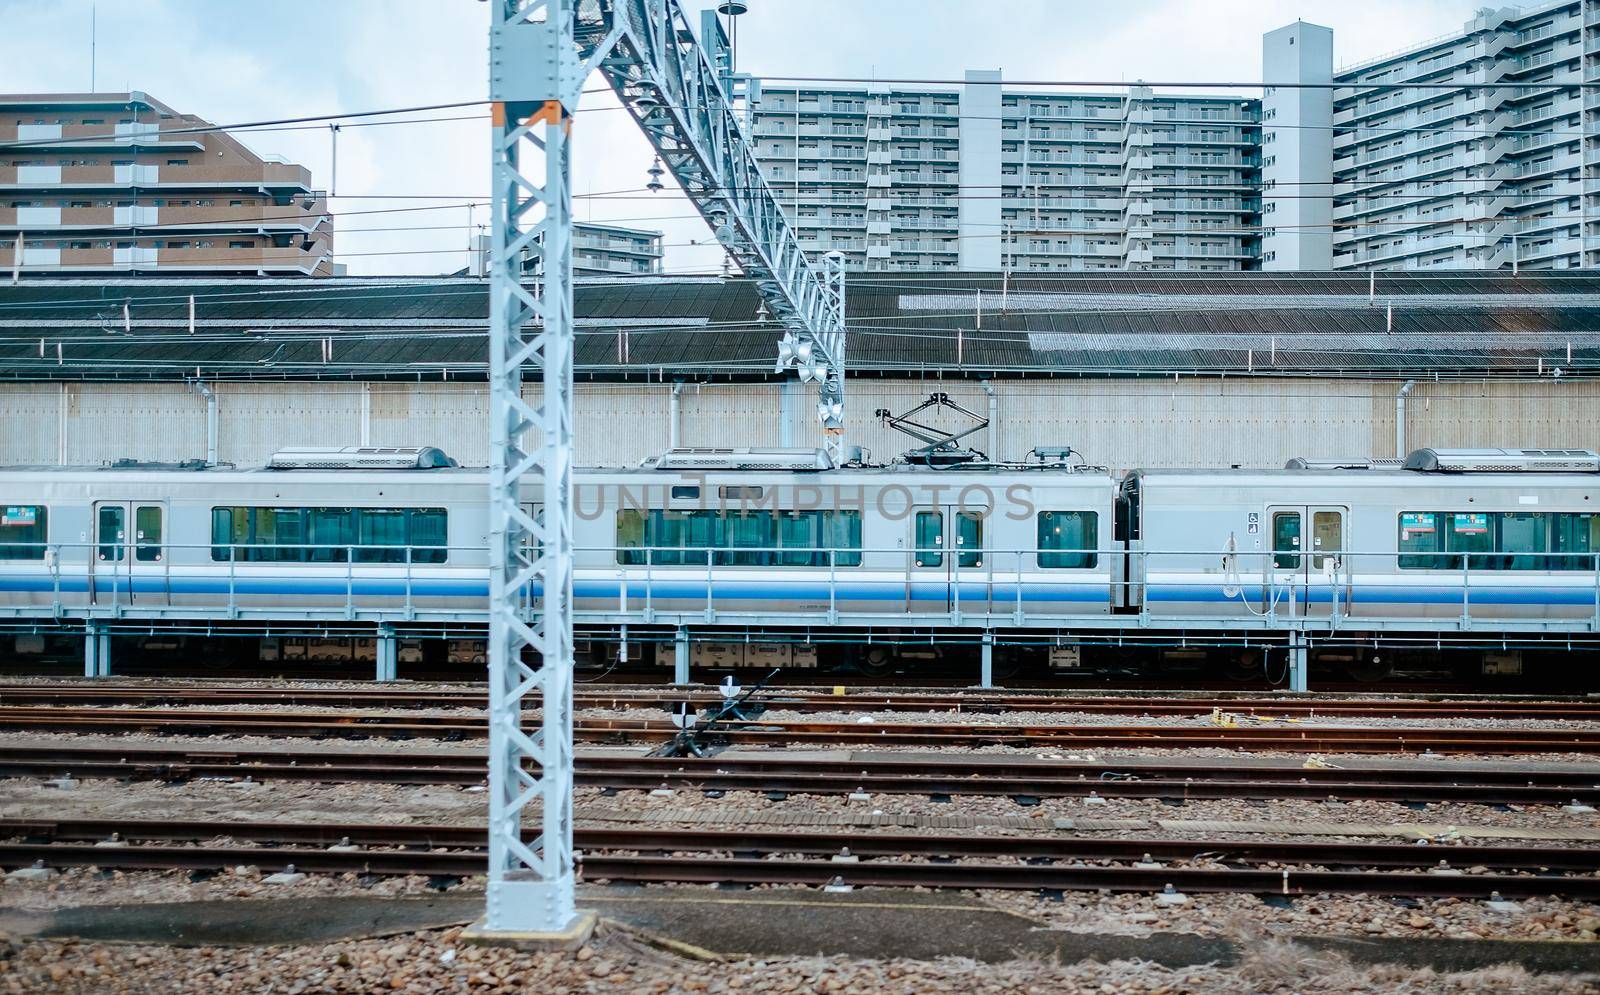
[264,865,307,886]
[823,875,853,894]
[8,861,56,882]
[1155,884,1190,907]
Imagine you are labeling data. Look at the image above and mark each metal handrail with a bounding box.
[5,541,1600,629]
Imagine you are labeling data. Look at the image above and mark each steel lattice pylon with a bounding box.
[484,0,581,934]
[482,0,845,935]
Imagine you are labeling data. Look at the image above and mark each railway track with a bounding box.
[2,742,1595,805]
[4,817,1599,900]
[4,682,1598,720]
[1,704,1596,754]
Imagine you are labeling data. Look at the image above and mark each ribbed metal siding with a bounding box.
[5,378,1597,471]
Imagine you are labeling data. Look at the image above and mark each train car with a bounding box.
[0,447,1117,628]
[1124,449,1600,629]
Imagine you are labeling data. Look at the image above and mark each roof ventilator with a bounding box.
[651,448,834,472]
[269,446,458,470]
[1402,448,1600,473]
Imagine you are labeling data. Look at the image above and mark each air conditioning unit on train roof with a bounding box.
[1284,457,1405,470]
[1402,448,1600,473]
[649,448,834,472]
[269,447,459,470]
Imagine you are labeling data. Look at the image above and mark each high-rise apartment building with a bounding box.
[1321,1,1597,271]
[754,3,1600,273]
[571,222,664,276]
[472,222,663,277]
[751,79,1261,272]
[0,92,334,276]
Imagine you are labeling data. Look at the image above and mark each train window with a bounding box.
[211,507,240,560]
[956,511,982,568]
[914,511,943,567]
[210,506,449,563]
[1551,513,1600,570]
[0,505,47,561]
[719,485,764,502]
[1447,513,1493,569]
[408,509,449,564]
[616,510,647,564]
[1399,511,1593,571]
[307,508,355,562]
[719,510,774,565]
[1497,512,1547,570]
[134,505,163,562]
[670,486,700,500]
[1310,511,1342,571]
[356,509,406,563]
[97,505,126,562]
[1037,511,1098,569]
[1271,511,1301,569]
[614,508,862,567]
[1397,512,1440,569]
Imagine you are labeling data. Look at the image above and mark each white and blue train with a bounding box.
[1,445,1597,678]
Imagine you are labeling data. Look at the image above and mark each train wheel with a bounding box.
[854,645,896,678]
[1344,650,1393,683]
[1222,649,1263,682]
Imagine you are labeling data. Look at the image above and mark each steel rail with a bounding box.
[1,705,1597,754]
[0,743,1594,804]
[7,817,1600,873]
[2,837,1598,900]
[3,684,1598,721]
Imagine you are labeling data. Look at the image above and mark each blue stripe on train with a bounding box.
[0,575,1103,604]
[1148,584,1600,607]
[2,574,1594,609]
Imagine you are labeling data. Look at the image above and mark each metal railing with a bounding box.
[4,540,1600,633]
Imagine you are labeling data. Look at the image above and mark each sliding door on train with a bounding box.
[1267,505,1349,619]
[908,506,984,615]
[90,501,169,606]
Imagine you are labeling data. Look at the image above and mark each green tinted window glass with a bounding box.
[1037,511,1098,569]
[1397,512,1443,569]
[134,505,162,562]
[0,505,47,561]
[1271,511,1301,569]
[914,511,943,567]
[1552,513,1600,571]
[956,511,982,568]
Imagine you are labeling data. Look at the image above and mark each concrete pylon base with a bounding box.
[459,911,599,951]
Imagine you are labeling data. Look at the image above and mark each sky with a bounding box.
[0,0,1501,276]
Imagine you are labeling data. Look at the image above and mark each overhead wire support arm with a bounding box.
[583,0,847,454]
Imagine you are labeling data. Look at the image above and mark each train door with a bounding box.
[907,505,983,614]
[1266,505,1347,618]
[90,501,168,606]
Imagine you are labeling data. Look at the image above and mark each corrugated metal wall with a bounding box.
[2,378,1596,470]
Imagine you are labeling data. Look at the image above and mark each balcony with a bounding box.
[0,120,204,152]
